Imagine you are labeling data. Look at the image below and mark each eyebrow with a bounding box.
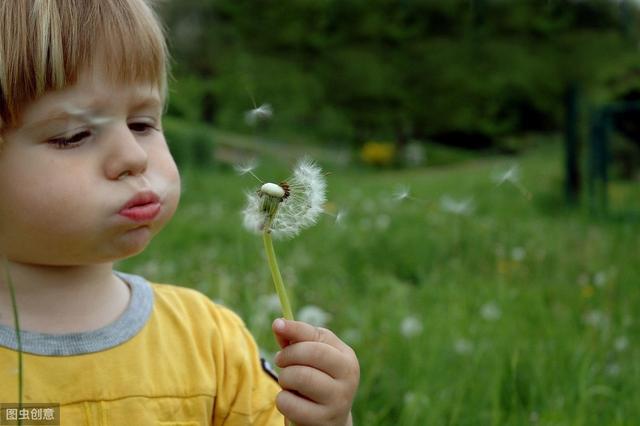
[26,96,162,129]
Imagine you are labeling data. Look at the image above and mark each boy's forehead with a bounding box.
[22,80,162,129]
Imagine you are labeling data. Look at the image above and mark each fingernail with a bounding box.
[273,318,286,331]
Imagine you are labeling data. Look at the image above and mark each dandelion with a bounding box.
[492,165,532,200]
[258,294,283,314]
[614,336,629,352]
[605,363,621,377]
[480,301,502,321]
[583,310,609,329]
[342,328,362,345]
[593,271,609,288]
[242,158,326,320]
[400,315,423,338]
[297,305,332,328]
[375,214,391,231]
[453,338,474,355]
[511,247,526,262]
[244,103,273,126]
[242,158,326,240]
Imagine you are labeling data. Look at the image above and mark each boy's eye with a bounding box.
[129,122,158,133]
[48,130,92,149]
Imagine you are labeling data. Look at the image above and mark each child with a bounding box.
[0,1,359,425]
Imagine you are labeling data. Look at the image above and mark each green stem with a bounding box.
[3,258,23,426]
[262,230,294,321]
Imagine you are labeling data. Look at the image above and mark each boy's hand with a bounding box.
[272,318,359,426]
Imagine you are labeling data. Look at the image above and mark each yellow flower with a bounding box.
[360,141,396,167]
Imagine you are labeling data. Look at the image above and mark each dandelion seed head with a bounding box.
[342,328,362,345]
[480,302,502,321]
[375,214,391,231]
[297,305,331,327]
[606,363,621,377]
[261,182,286,198]
[400,315,423,338]
[614,336,629,352]
[241,158,326,239]
[593,271,609,288]
[454,338,474,355]
[258,294,282,314]
[511,247,526,262]
[245,103,273,126]
[583,310,609,329]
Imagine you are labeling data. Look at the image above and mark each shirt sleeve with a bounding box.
[211,305,285,426]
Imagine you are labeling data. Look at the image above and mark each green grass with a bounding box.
[119,140,640,425]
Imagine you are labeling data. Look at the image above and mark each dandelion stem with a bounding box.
[262,229,294,321]
[3,258,23,426]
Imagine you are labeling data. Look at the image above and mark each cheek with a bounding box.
[0,165,95,234]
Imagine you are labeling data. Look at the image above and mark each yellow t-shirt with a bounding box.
[0,272,284,425]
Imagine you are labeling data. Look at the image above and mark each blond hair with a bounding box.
[0,0,169,137]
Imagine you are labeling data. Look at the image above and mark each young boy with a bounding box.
[0,1,359,425]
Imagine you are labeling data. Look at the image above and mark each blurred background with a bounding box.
[119,0,640,424]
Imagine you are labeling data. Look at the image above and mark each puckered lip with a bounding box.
[120,191,160,211]
[118,191,161,221]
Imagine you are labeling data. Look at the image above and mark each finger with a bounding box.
[278,365,335,404]
[275,341,349,379]
[272,318,351,353]
[276,390,328,425]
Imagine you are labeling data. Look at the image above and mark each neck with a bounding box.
[0,261,131,334]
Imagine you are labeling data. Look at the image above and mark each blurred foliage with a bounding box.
[158,0,640,152]
[163,117,216,169]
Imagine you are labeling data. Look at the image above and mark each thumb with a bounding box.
[272,318,291,349]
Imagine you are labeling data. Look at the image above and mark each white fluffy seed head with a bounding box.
[242,158,327,239]
[260,182,285,198]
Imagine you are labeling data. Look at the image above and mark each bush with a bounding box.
[163,117,216,169]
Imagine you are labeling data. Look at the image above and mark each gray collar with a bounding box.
[0,271,153,356]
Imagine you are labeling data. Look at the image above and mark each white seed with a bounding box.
[261,182,285,198]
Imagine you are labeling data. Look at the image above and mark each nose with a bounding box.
[104,123,149,180]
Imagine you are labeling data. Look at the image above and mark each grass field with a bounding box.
[119,139,640,425]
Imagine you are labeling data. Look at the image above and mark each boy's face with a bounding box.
[0,66,181,266]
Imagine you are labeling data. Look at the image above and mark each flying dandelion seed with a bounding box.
[393,186,411,202]
[244,103,273,126]
[334,209,347,225]
[233,158,258,176]
[62,103,113,127]
[391,185,431,206]
[440,195,475,216]
[493,165,532,200]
